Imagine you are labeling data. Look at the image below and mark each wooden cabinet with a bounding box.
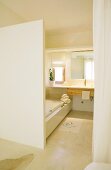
[67,88,94,97]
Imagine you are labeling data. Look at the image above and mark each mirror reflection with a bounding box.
[71,51,94,80]
[47,50,94,86]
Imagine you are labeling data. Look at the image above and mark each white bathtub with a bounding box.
[45,99,72,138]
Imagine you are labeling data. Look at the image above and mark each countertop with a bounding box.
[49,84,94,90]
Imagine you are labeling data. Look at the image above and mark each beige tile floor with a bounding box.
[0,110,93,170]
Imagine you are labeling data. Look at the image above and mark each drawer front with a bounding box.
[67,88,94,97]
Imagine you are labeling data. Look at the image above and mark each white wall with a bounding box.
[0,20,45,149]
[72,96,94,112]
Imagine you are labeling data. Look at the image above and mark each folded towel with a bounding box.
[61,98,71,104]
[60,94,71,104]
[67,99,71,104]
[61,96,69,100]
[62,94,67,97]
[82,91,90,100]
[61,98,67,103]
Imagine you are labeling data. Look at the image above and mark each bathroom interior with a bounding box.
[0,11,95,170]
[45,49,94,138]
[0,0,111,170]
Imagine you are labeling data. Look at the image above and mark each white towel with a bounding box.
[82,91,90,100]
[67,99,71,104]
[62,94,68,98]
[61,96,69,100]
[61,98,71,104]
[60,94,71,104]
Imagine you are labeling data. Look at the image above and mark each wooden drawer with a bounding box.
[67,88,94,97]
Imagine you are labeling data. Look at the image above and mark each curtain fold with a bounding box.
[93,0,111,162]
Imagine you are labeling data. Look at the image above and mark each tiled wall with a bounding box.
[72,95,94,112]
[46,87,68,100]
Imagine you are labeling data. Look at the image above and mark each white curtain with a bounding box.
[93,0,111,162]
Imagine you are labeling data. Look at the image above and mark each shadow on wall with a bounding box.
[0,154,34,170]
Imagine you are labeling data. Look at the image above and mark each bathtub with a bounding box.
[45,99,72,138]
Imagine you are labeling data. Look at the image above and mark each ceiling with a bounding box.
[0,0,92,33]
[0,0,93,48]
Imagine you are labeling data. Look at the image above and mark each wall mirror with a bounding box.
[71,50,94,80]
[46,49,94,85]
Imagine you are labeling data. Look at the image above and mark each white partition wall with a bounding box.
[93,0,111,162]
[0,20,45,149]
